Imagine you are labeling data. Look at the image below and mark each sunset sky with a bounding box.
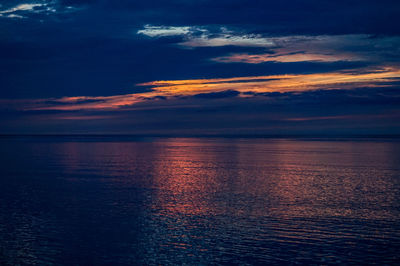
[1,0,400,135]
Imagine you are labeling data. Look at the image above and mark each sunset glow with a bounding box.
[14,67,399,112]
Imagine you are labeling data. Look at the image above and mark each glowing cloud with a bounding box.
[211,34,400,64]
[212,52,356,64]
[139,67,400,95]
[10,67,398,112]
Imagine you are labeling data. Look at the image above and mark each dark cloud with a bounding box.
[42,98,105,105]
[192,90,240,99]
[1,85,399,135]
[256,87,400,106]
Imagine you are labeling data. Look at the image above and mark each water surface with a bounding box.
[1,137,400,264]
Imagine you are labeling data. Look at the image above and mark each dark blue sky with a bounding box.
[0,0,399,135]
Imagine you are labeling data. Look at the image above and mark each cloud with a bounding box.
[1,3,44,13]
[139,67,400,96]
[212,52,356,64]
[137,25,274,48]
[284,113,400,122]
[137,25,194,37]
[0,0,84,19]
[137,26,400,65]
[0,2,56,18]
[2,67,398,112]
[192,90,240,99]
[211,34,400,64]
[180,33,274,48]
[4,86,399,135]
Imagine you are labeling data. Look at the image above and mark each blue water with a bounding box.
[1,137,400,265]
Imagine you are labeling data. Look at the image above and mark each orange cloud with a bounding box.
[139,67,400,95]
[19,67,400,112]
[212,52,356,64]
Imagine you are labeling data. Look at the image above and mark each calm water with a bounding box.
[1,137,400,265]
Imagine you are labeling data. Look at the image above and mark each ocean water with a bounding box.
[0,136,400,265]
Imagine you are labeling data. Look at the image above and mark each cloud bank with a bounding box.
[1,67,398,112]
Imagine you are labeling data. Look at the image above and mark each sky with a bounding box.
[0,0,400,135]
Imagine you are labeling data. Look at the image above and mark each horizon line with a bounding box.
[1,134,400,139]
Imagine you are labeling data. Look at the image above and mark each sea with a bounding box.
[1,136,400,265]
